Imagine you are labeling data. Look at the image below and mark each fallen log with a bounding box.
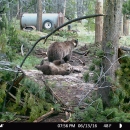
[42,77,67,107]
[33,108,54,122]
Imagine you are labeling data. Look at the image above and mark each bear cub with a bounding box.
[35,60,73,75]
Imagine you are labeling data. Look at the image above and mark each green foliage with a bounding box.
[92,72,99,83]
[96,50,104,58]
[115,55,130,102]
[122,0,130,15]
[54,30,78,39]
[53,104,61,112]
[0,33,8,53]
[106,76,112,83]
[84,19,95,32]
[106,41,113,48]
[92,58,102,66]
[14,55,42,70]
[20,78,52,121]
[0,14,8,32]
[21,78,46,100]
[0,70,15,83]
[0,18,21,61]
[0,76,53,122]
[7,25,21,52]
[110,93,120,106]
[0,83,6,110]
[62,11,130,122]
[77,51,130,122]
[89,64,95,71]
[65,0,77,20]
[83,48,103,83]
[84,0,96,31]
[0,112,17,122]
[83,72,89,82]
[72,97,130,122]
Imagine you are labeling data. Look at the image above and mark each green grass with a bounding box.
[14,55,43,70]
[119,36,130,46]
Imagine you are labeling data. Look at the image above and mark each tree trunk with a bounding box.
[95,0,103,43]
[37,0,43,31]
[63,0,66,16]
[34,0,37,13]
[17,1,20,19]
[57,0,61,13]
[10,3,13,21]
[17,0,23,19]
[98,0,123,106]
[123,15,129,36]
[42,0,46,13]
[120,14,123,36]
[77,0,83,22]
[6,1,10,21]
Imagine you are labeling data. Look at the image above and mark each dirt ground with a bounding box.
[24,43,97,122]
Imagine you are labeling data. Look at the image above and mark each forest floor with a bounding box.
[20,25,130,122]
[23,43,98,122]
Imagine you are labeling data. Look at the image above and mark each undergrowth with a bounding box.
[81,45,130,122]
[0,77,53,122]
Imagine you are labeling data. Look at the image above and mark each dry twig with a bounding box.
[72,56,85,66]
[6,90,24,105]
[61,112,72,122]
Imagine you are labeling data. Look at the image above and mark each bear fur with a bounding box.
[47,39,78,62]
[35,60,73,75]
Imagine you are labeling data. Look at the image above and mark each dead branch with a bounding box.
[42,77,67,107]
[120,46,130,51]
[13,73,25,87]
[73,50,88,55]
[13,67,25,87]
[72,56,85,66]
[61,112,72,122]
[35,49,47,56]
[15,115,29,119]
[21,44,24,56]
[61,108,74,113]
[8,118,19,122]
[33,108,54,122]
[6,91,24,105]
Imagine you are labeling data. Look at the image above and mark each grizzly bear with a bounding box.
[35,60,73,75]
[47,39,78,63]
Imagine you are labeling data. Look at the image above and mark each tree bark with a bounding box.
[98,0,123,106]
[63,0,66,16]
[17,0,22,19]
[42,0,46,13]
[77,0,83,22]
[6,1,10,21]
[37,0,43,31]
[95,0,103,43]
[123,15,129,36]
[34,0,37,13]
